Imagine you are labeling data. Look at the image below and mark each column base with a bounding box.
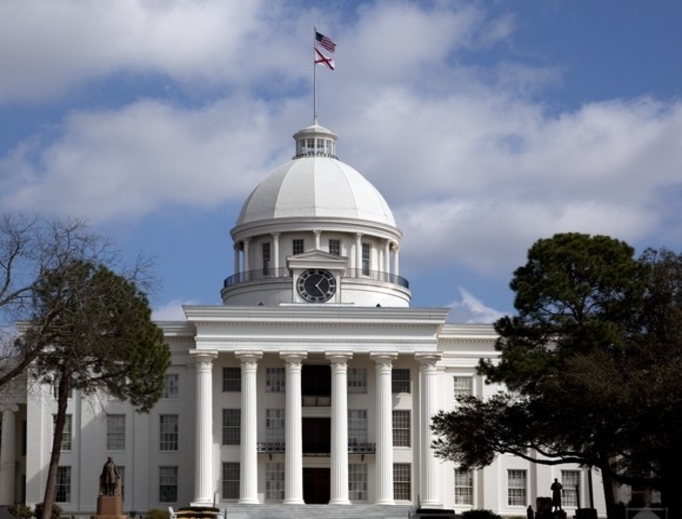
[238,498,260,504]
[329,499,351,505]
[375,499,395,505]
[283,499,305,505]
[190,499,214,507]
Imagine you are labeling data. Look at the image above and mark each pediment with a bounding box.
[287,250,348,272]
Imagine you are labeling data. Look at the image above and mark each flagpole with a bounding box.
[313,26,318,124]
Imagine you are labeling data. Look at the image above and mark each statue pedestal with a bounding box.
[93,495,128,519]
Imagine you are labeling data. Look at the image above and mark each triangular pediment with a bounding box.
[287,250,348,272]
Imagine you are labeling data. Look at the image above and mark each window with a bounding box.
[394,463,411,500]
[329,239,341,256]
[454,376,473,398]
[164,374,179,399]
[265,409,285,442]
[159,466,178,503]
[361,242,370,275]
[561,470,581,507]
[55,466,71,503]
[223,367,241,392]
[265,463,285,501]
[508,470,527,506]
[222,462,240,499]
[266,367,285,392]
[392,410,411,447]
[455,468,473,505]
[107,414,126,451]
[293,239,304,255]
[347,368,367,393]
[160,415,179,451]
[348,410,368,444]
[53,414,72,451]
[222,409,240,445]
[392,369,410,393]
[349,464,368,501]
[262,242,271,275]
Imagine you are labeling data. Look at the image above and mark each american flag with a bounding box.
[315,31,336,53]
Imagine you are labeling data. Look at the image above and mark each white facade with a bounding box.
[0,123,607,515]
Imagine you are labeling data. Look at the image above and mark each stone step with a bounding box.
[214,504,414,519]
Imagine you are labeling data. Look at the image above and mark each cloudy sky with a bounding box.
[1,1,680,323]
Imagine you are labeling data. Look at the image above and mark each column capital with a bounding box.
[324,351,353,369]
[355,232,363,239]
[312,229,321,236]
[370,351,398,371]
[271,231,280,237]
[236,350,263,373]
[190,350,218,372]
[0,404,19,413]
[415,351,443,372]
[280,351,307,368]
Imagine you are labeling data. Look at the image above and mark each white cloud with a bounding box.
[446,288,504,324]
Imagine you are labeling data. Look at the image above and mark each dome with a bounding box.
[236,124,396,227]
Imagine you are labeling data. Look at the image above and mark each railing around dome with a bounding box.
[223,267,409,290]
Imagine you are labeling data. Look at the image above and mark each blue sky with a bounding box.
[1,1,680,323]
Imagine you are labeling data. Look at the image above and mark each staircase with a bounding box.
[216,504,414,519]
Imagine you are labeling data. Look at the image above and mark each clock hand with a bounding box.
[315,279,324,295]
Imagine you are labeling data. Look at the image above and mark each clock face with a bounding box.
[297,268,337,303]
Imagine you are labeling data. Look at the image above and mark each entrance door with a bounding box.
[303,467,330,504]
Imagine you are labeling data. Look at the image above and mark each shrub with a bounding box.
[461,509,502,519]
[8,505,34,519]
[144,509,170,519]
[33,503,62,519]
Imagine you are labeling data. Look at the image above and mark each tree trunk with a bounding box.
[599,460,619,519]
[41,373,70,519]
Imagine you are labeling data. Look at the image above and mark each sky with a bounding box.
[1,0,681,324]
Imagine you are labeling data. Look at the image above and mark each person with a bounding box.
[551,478,563,512]
[101,457,120,496]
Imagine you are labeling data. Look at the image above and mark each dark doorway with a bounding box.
[302,364,331,397]
[304,467,330,504]
[302,417,331,454]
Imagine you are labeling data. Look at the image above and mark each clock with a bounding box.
[297,268,337,303]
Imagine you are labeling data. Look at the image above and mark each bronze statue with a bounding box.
[100,457,121,496]
[551,478,563,511]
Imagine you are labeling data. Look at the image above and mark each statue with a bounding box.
[551,478,563,512]
[100,457,121,496]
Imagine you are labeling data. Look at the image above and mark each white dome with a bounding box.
[236,124,396,227]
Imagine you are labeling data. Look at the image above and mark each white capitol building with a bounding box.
[0,122,609,516]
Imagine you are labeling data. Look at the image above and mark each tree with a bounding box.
[0,214,112,389]
[432,233,682,519]
[22,259,171,519]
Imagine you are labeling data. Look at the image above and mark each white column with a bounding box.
[272,232,280,271]
[281,351,307,504]
[370,352,398,505]
[355,233,363,272]
[326,352,353,505]
[236,351,263,504]
[0,405,18,505]
[384,241,391,275]
[233,244,240,276]
[416,352,443,507]
[313,229,321,250]
[190,350,218,506]
[243,238,251,274]
[393,244,400,276]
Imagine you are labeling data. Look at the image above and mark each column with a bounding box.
[243,238,251,275]
[326,352,353,505]
[393,244,400,276]
[233,244,240,277]
[272,232,280,271]
[0,405,18,505]
[281,351,307,504]
[416,352,443,507]
[370,352,398,505]
[313,229,321,250]
[355,233,363,273]
[236,351,263,504]
[384,241,391,275]
[190,350,218,506]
